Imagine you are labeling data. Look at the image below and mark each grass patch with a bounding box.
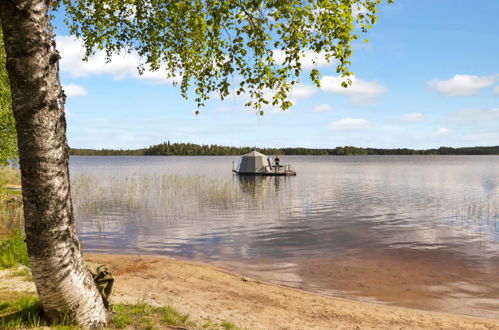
[0,294,43,329]
[202,318,241,330]
[110,302,192,329]
[221,320,240,330]
[0,293,77,329]
[0,229,29,269]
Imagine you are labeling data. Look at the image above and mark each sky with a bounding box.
[53,0,499,150]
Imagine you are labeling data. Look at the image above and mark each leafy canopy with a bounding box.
[57,0,392,114]
[0,27,17,166]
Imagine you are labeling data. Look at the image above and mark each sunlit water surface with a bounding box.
[70,156,499,318]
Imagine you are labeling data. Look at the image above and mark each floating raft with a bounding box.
[232,151,296,176]
[233,169,296,176]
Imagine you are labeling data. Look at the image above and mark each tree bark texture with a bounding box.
[0,0,107,327]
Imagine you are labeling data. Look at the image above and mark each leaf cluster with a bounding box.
[55,0,391,114]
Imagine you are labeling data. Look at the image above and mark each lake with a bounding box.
[70,155,499,318]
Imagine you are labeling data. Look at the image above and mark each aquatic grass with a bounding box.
[71,173,248,227]
[70,171,291,242]
[450,198,499,228]
[447,196,499,251]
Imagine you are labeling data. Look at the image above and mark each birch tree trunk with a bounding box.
[0,0,107,327]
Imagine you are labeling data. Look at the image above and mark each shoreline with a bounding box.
[83,253,498,329]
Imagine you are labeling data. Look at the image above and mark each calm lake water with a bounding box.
[70,155,499,318]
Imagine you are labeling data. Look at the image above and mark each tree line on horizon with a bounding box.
[69,141,499,156]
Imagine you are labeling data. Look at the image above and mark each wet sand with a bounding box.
[84,253,499,329]
[209,248,499,319]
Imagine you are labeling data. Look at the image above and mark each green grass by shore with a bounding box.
[0,289,239,329]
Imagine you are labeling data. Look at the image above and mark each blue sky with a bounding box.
[53,0,499,150]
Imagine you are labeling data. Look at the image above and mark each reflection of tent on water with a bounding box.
[233,151,296,176]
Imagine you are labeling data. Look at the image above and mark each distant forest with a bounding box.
[69,142,499,156]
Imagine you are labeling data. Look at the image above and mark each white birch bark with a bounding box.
[0,0,107,327]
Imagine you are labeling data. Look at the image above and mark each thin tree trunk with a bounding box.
[0,0,107,327]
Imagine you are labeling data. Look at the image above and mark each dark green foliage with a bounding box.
[69,142,499,156]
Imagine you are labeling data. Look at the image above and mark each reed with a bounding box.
[70,173,247,226]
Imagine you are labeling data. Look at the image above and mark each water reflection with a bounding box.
[70,155,499,317]
[235,174,288,195]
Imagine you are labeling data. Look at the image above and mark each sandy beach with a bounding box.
[2,253,499,329]
[81,254,499,329]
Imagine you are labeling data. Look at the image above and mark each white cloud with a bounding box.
[290,84,316,99]
[320,76,387,105]
[449,108,499,124]
[57,36,176,85]
[328,118,372,131]
[493,86,499,95]
[462,131,499,143]
[273,49,334,70]
[62,83,87,97]
[314,104,333,113]
[428,74,498,97]
[433,128,452,138]
[215,105,231,112]
[398,112,425,123]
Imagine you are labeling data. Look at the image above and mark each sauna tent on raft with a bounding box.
[233,151,296,176]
